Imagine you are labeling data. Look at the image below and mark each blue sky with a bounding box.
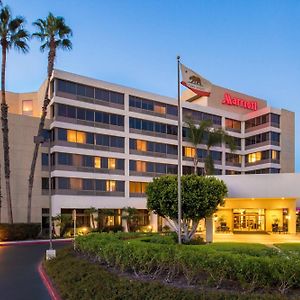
[4,0,300,171]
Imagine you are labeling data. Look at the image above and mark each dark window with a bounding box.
[271,113,280,126]
[77,108,86,120]
[77,84,85,96]
[116,181,125,192]
[58,153,72,165]
[41,153,48,166]
[57,104,67,117]
[110,137,124,148]
[95,180,106,191]
[167,164,177,174]
[86,86,94,98]
[95,88,109,102]
[167,144,177,155]
[167,125,177,135]
[57,128,67,141]
[129,160,136,171]
[147,141,154,152]
[58,177,69,189]
[166,105,177,116]
[82,179,94,190]
[129,139,136,149]
[101,157,108,169]
[86,110,94,122]
[116,159,124,170]
[146,162,154,172]
[83,156,94,168]
[156,164,166,174]
[110,91,124,104]
[86,132,94,144]
[96,134,109,146]
[67,106,76,118]
[42,178,49,190]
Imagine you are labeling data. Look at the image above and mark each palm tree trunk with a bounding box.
[0,164,2,223]
[1,45,13,224]
[27,44,56,223]
[193,147,198,175]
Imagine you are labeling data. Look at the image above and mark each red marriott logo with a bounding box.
[222,93,258,111]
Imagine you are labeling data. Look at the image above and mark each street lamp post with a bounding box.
[34,135,56,260]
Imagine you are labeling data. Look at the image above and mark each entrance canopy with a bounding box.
[217,173,300,206]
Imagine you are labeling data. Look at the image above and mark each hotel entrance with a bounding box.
[233,209,266,231]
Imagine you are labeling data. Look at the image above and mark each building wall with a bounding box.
[280,109,295,173]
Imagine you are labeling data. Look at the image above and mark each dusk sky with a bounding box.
[4,0,300,171]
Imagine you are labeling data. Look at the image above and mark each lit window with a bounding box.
[70,178,82,190]
[22,100,33,116]
[108,158,116,169]
[248,152,262,163]
[129,182,148,193]
[106,180,116,192]
[136,161,146,172]
[141,182,148,193]
[272,150,278,160]
[95,157,101,168]
[76,131,86,144]
[136,140,147,151]
[154,103,166,114]
[67,130,77,143]
[130,182,137,193]
[184,147,195,158]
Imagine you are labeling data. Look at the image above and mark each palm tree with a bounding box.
[0,6,29,224]
[122,207,139,232]
[27,13,72,223]
[185,118,235,176]
[84,207,98,229]
[185,118,212,174]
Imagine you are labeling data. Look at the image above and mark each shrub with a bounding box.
[0,223,41,241]
[75,233,300,294]
[44,247,286,300]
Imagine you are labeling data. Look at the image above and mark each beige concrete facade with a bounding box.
[0,69,298,238]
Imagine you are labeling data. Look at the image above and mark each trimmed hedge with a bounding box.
[45,247,286,300]
[76,233,300,295]
[0,223,41,241]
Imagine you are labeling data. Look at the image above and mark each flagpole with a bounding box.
[177,55,182,244]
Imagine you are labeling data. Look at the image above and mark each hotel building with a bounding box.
[0,69,299,235]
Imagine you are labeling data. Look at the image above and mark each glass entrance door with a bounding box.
[233,209,265,231]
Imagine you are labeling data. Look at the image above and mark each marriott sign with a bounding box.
[222,93,258,111]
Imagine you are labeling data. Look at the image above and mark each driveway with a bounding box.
[0,241,69,300]
[211,232,300,245]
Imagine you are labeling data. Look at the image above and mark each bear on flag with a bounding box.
[180,64,212,97]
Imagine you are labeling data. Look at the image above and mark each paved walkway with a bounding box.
[210,232,300,245]
[0,241,70,300]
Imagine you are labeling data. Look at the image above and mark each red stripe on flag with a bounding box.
[181,81,211,97]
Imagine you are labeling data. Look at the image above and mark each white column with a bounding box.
[124,94,130,201]
[221,117,226,174]
[150,212,158,232]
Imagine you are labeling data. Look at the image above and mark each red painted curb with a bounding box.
[38,262,62,300]
[0,239,72,247]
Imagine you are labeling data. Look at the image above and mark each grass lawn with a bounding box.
[44,247,288,300]
[274,243,300,254]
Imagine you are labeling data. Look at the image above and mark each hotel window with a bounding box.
[58,153,72,165]
[73,154,82,167]
[248,152,262,163]
[106,180,116,192]
[225,118,241,131]
[82,179,94,190]
[70,178,82,190]
[184,147,195,158]
[108,158,116,169]
[130,182,148,194]
[42,178,49,190]
[42,153,48,166]
[136,161,146,172]
[136,140,147,151]
[272,150,279,160]
[154,103,166,114]
[95,157,101,168]
[76,131,86,144]
[67,130,77,143]
[22,100,33,116]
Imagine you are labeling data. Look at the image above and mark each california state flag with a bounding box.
[180,64,212,97]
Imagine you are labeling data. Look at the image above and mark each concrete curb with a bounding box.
[38,262,62,300]
[0,238,72,246]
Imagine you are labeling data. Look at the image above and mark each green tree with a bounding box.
[27,13,72,223]
[0,6,29,224]
[146,175,227,243]
[185,118,235,175]
[53,213,72,237]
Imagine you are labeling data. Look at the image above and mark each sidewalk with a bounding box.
[0,238,72,246]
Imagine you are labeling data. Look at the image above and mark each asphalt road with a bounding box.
[0,242,69,300]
